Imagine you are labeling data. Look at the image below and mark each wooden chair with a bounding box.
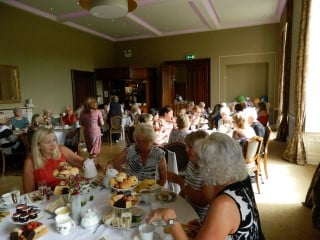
[109,116,124,146]
[77,126,88,157]
[164,142,189,174]
[260,126,272,180]
[244,136,263,194]
[0,147,7,178]
[21,132,32,152]
[124,126,135,146]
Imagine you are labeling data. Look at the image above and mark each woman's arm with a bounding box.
[23,154,36,193]
[195,194,240,240]
[157,158,167,186]
[184,184,216,206]
[168,173,216,205]
[107,149,128,170]
[61,145,84,169]
[146,208,188,240]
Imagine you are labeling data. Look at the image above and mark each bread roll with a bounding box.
[109,178,117,188]
[128,176,138,185]
[69,167,79,176]
[120,179,132,189]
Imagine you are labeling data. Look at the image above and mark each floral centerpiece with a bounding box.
[67,174,90,195]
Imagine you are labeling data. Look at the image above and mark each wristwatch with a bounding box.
[167,218,177,226]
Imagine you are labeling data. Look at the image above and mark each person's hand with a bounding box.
[167,171,178,183]
[187,218,201,238]
[167,172,184,186]
[145,208,177,224]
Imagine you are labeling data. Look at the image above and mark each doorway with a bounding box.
[160,58,210,108]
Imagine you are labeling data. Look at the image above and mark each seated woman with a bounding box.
[107,123,167,186]
[23,128,84,193]
[257,101,270,126]
[232,111,256,140]
[217,106,233,133]
[61,105,78,126]
[0,114,24,156]
[167,130,214,222]
[168,114,190,144]
[158,106,175,145]
[147,132,265,240]
[9,108,29,129]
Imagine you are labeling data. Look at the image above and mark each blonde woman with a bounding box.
[23,128,83,193]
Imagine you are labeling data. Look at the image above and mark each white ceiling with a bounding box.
[1,0,286,42]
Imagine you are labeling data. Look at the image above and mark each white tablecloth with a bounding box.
[54,127,72,145]
[0,186,198,240]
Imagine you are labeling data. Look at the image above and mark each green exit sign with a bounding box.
[185,54,195,60]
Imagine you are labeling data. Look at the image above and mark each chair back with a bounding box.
[263,126,272,154]
[164,142,189,172]
[0,146,6,178]
[110,116,122,130]
[245,136,263,164]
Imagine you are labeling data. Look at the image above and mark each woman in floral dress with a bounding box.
[79,97,104,158]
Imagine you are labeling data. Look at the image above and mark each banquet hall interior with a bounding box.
[1,0,320,239]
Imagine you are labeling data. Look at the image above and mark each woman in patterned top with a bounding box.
[108,123,167,186]
[167,130,214,222]
[147,132,265,240]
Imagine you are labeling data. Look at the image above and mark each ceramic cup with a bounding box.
[1,193,14,206]
[55,206,71,217]
[55,215,75,235]
[138,223,155,240]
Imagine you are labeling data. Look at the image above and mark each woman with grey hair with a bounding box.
[146,132,265,240]
[108,123,167,186]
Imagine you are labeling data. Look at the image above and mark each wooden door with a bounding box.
[71,70,96,109]
[160,64,176,107]
[186,59,210,104]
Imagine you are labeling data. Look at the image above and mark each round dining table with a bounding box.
[0,184,198,240]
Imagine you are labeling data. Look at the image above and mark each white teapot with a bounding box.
[82,158,97,179]
[103,168,118,188]
[81,208,99,231]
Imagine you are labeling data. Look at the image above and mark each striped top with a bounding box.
[0,125,20,154]
[126,144,165,181]
[185,161,209,222]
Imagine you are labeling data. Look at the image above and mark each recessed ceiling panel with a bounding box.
[134,0,208,33]
[211,0,279,25]
[16,0,83,16]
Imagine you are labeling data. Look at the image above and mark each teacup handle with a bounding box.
[70,219,76,228]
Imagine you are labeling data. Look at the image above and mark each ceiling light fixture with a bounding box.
[79,0,137,19]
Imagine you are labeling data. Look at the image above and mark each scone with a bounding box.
[128,176,138,185]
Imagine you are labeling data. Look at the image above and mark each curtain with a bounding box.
[276,1,292,142]
[282,0,311,165]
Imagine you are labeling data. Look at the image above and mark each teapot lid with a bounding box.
[82,208,97,217]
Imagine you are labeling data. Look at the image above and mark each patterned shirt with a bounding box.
[126,145,165,181]
[221,177,265,240]
[185,161,209,222]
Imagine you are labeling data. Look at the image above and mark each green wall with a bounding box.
[0,3,114,114]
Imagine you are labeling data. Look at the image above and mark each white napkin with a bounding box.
[166,150,181,194]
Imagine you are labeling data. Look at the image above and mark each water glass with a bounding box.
[38,181,47,200]
[10,187,21,204]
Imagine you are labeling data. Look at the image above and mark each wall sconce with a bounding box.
[124,50,132,58]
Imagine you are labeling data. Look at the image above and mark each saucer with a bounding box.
[132,232,160,240]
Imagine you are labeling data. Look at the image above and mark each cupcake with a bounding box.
[19,213,29,223]
[16,204,27,213]
[12,212,21,222]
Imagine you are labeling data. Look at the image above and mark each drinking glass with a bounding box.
[120,209,132,239]
[38,181,47,200]
[10,187,21,204]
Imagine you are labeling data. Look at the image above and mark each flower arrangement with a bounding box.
[67,174,90,195]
